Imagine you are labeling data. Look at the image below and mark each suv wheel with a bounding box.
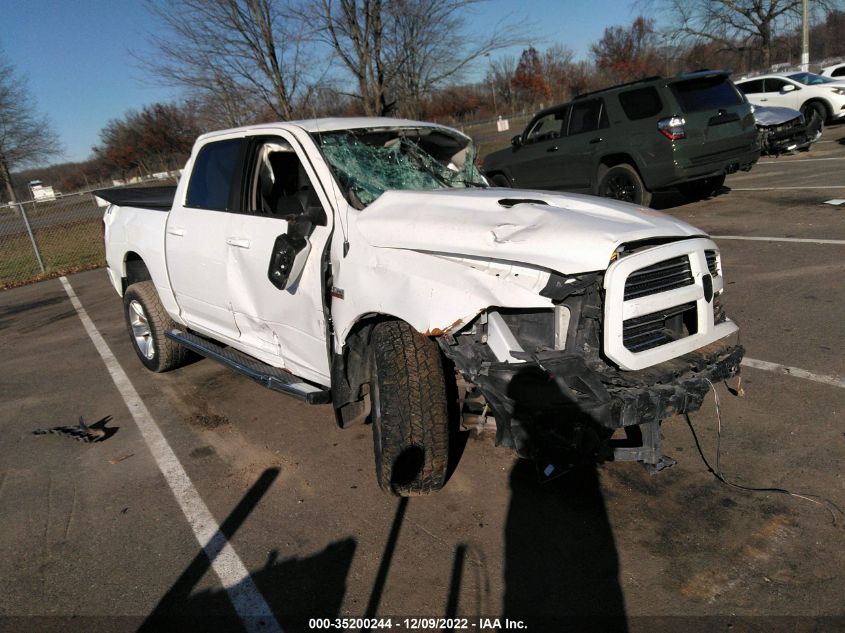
[678,174,726,201]
[369,321,449,496]
[597,164,652,207]
[800,101,828,125]
[123,281,189,372]
[489,173,511,187]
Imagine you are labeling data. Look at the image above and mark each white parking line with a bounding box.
[712,235,845,245]
[742,357,845,389]
[758,157,845,165]
[730,185,845,190]
[59,276,283,633]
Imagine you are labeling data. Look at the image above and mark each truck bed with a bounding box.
[94,186,176,211]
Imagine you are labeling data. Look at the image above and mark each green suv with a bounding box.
[481,71,760,206]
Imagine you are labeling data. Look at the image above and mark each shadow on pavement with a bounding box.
[139,467,357,633]
[500,364,629,633]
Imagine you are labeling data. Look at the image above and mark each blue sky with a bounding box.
[2,0,636,164]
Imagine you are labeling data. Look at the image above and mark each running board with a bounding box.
[166,329,332,405]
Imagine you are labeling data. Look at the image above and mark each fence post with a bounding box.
[18,202,45,273]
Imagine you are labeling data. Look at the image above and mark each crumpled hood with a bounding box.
[753,105,802,126]
[356,188,705,274]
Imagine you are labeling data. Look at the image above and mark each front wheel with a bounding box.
[123,281,188,372]
[597,164,652,207]
[801,101,828,126]
[370,321,450,496]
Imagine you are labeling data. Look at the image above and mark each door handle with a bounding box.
[589,137,604,144]
[759,98,768,102]
[546,145,559,152]
[226,237,251,249]
[167,227,185,237]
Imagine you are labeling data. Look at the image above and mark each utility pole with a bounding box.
[801,0,810,72]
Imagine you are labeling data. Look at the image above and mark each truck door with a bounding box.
[166,137,245,340]
[225,135,332,385]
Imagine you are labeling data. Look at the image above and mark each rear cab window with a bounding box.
[618,87,663,120]
[671,75,744,112]
[186,138,245,211]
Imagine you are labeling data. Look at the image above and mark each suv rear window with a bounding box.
[672,76,743,113]
[186,139,244,211]
[619,87,663,120]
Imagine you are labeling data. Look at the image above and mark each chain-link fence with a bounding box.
[1,191,106,289]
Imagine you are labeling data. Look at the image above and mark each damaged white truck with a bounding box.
[100,117,744,495]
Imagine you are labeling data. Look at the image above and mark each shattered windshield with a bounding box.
[313,128,487,207]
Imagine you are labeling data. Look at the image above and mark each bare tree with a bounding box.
[310,0,529,118]
[145,0,312,122]
[646,0,838,69]
[591,16,663,83]
[0,56,61,202]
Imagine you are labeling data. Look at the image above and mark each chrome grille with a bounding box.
[624,255,693,300]
[705,250,718,276]
[623,302,697,352]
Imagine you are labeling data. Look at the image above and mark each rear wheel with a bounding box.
[123,281,188,372]
[370,321,449,496]
[489,173,511,187]
[597,164,652,207]
[678,174,726,201]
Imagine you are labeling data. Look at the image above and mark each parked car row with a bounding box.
[480,69,836,207]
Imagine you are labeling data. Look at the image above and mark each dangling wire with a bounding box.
[685,378,843,526]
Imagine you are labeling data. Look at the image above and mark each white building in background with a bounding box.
[28,180,57,201]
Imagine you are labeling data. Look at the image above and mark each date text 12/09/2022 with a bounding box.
[307,618,528,630]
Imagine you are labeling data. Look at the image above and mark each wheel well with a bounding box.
[123,252,151,293]
[596,154,644,190]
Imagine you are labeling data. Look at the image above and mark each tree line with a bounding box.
[2,0,844,201]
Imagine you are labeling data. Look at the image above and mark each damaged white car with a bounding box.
[100,118,743,495]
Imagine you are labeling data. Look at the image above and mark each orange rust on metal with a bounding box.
[424,317,466,337]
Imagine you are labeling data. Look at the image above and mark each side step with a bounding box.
[166,329,332,405]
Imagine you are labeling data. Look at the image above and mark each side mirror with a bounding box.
[782,84,797,92]
[511,134,523,148]
[268,234,311,290]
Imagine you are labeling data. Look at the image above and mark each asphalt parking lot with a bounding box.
[1,127,844,633]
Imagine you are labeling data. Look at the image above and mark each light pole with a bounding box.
[801,0,810,72]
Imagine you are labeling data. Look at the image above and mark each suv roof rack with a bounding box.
[574,76,663,100]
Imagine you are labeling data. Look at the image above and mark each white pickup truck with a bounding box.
[100,117,744,495]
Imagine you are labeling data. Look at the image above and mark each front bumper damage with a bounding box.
[445,335,743,467]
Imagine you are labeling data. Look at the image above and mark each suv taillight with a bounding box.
[658,116,686,140]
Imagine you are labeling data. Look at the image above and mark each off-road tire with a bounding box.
[678,174,726,201]
[370,321,449,496]
[123,281,188,372]
[597,163,652,207]
[489,173,512,187]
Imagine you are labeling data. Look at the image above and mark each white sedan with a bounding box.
[735,72,845,124]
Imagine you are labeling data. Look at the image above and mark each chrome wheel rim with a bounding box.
[129,300,155,359]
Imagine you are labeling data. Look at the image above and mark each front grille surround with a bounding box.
[603,238,737,371]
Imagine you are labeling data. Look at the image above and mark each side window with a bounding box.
[736,79,764,94]
[764,78,788,92]
[832,67,845,77]
[568,99,606,135]
[618,87,663,120]
[525,110,566,143]
[252,141,320,218]
[186,139,244,211]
